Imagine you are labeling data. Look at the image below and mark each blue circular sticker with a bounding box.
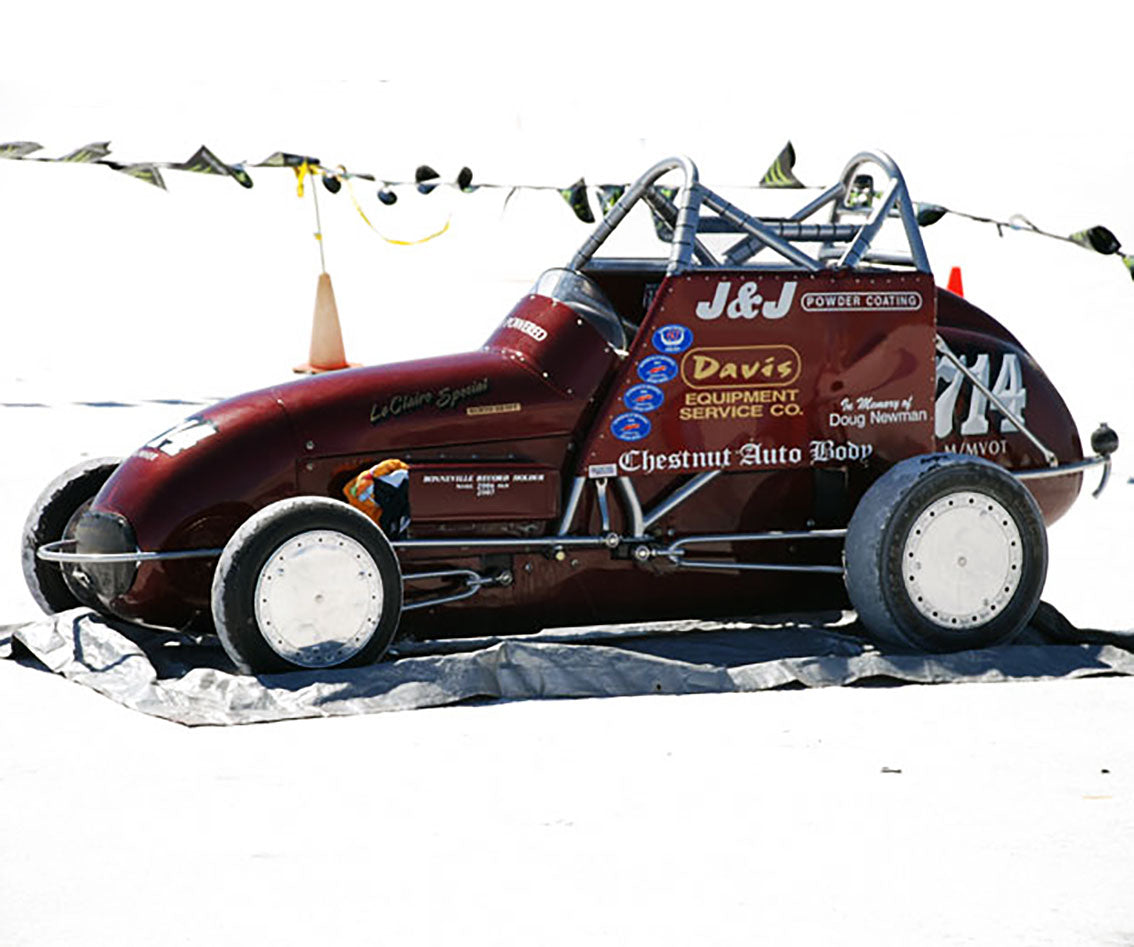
[652,324,693,354]
[610,412,651,442]
[637,354,679,385]
[623,383,664,413]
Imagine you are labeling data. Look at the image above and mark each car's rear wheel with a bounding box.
[844,453,1047,652]
[211,497,403,674]
[22,457,121,614]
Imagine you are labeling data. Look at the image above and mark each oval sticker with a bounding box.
[637,354,679,385]
[652,324,693,354]
[623,383,665,413]
[611,412,652,442]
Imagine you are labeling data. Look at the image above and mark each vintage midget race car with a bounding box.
[24,150,1117,673]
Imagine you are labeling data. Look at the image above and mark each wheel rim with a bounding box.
[254,530,384,668]
[901,491,1023,630]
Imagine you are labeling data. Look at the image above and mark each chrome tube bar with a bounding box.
[640,470,721,531]
[670,559,844,576]
[393,536,612,550]
[1012,455,1106,480]
[699,188,823,272]
[643,187,718,266]
[401,568,493,612]
[615,476,645,539]
[837,179,900,269]
[935,336,1057,466]
[595,477,611,533]
[569,156,700,275]
[557,475,585,534]
[724,182,847,265]
[38,539,223,564]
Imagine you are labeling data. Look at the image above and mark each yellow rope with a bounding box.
[342,173,451,245]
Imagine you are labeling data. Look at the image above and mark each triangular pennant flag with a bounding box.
[255,152,319,168]
[456,166,476,192]
[1069,225,1121,255]
[108,162,167,190]
[174,145,254,188]
[321,174,342,194]
[916,203,948,227]
[0,141,42,159]
[559,178,595,223]
[648,186,678,240]
[1122,255,1134,281]
[377,187,398,206]
[597,184,626,216]
[57,141,111,163]
[760,141,804,188]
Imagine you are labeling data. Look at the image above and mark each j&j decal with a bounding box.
[694,281,797,321]
[611,412,651,442]
[623,384,665,413]
[652,324,693,354]
[637,355,679,385]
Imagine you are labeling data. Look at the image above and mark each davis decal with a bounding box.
[637,355,679,385]
[801,291,923,312]
[695,280,797,321]
[652,324,693,354]
[623,383,665,413]
[935,352,1026,439]
[680,345,801,389]
[611,412,651,442]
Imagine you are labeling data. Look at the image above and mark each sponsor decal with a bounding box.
[829,394,929,430]
[501,316,548,342]
[935,352,1026,439]
[680,345,801,389]
[618,439,874,474]
[370,378,490,424]
[801,290,923,312]
[623,383,665,413]
[145,418,218,457]
[637,354,679,385]
[694,280,796,321]
[940,438,1010,458]
[421,470,547,499]
[611,412,651,442]
[679,388,801,422]
[652,324,693,354]
[466,401,522,417]
[588,463,618,479]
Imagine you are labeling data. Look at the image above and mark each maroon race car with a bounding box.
[23,150,1118,674]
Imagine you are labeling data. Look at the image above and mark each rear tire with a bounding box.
[844,453,1047,652]
[21,457,121,614]
[211,496,403,674]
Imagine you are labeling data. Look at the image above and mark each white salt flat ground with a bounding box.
[4,40,1134,942]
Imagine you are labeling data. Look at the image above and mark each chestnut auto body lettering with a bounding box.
[370,377,490,424]
[619,439,873,474]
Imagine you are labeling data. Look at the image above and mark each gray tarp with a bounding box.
[2,606,1133,727]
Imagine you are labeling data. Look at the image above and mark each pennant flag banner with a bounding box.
[0,138,1127,284]
[760,141,804,188]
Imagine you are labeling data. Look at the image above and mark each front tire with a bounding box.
[21,456,121,614]
[844,454,1047,652]
[211,497,403,674]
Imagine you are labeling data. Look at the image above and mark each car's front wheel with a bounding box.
[844,453,1047,652]
[211,497,403,674]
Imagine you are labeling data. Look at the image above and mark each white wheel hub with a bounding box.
[254,530,384,667]
[902,491,1023,630]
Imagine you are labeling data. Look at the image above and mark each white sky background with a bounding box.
[0,1,1131,627]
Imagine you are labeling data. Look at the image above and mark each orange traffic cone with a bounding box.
[946,266,965,298]
[294,272,359,374]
